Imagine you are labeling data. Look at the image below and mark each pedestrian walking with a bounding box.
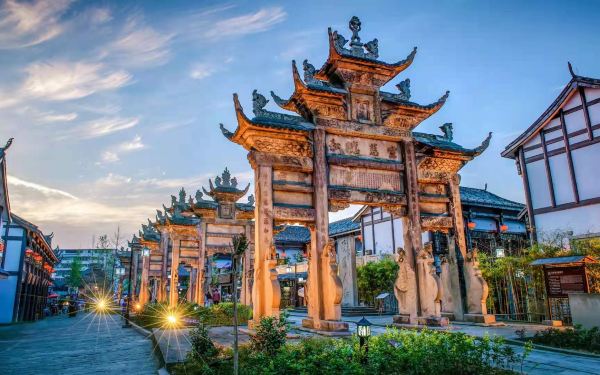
[212,289,221,305]
[205,291,213,307]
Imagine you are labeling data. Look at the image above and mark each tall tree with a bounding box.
[67,257,83,292]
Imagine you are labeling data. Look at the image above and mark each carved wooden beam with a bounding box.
[273,206,316,224]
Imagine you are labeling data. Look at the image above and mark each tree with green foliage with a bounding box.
[356,257,399,305]
[67,257,83,291]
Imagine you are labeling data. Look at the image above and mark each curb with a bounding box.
[124,319,168,373]
[503,338,600,359]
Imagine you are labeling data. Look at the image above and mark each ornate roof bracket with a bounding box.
[472,132,493,156]
[219,123,234,139]
[381,91,449,129]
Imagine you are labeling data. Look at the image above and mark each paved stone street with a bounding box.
[0,313,160,375]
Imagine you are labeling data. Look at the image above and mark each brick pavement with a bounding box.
[0,313,160,375]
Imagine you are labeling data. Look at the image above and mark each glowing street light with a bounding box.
[165,312,179,328]
[94,298,109,313]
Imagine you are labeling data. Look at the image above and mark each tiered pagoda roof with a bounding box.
[143,168,255,236]
[221,16,490,155]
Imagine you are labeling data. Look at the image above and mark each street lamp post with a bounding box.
[356,317,372,364]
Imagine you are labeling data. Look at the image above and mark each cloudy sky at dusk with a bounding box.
[1,0,599,248]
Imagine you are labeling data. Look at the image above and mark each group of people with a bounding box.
[204,288,221,307]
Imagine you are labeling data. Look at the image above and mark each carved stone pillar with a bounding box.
[159,230,169,302]
[240,224,253,306]
[139,251,150,305]
[187,267,196,302]
[302,129,348,332]
[249,159,280,328]
[400,140,445,325]
[439,232,463,321]
[196,222,207,305]
[449,174,495,324]
[169,236,180,306]
[132,251,140,301]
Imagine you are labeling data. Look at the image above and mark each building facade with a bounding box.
[0,139,12,281]
[53,248,114,287]
[1,214,58,323]
[0,139,59,324]
[502,66,600,244]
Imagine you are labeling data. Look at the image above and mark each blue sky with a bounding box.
[1,0,599,248]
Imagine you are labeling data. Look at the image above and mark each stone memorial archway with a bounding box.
[221,16,494,331]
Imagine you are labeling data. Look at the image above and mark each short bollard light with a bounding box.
[356,317,372,363]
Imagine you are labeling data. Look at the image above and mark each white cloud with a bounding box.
[0,0,72,48]
[98,135,145,164]
[190,57,233,80]
[61,116,139,140]
[101,151,119,163]
[118,134,144,152]
[203,7,286,41]
[104,16,172,67]
[190,63,218,80]
[37,111,78,123]
[87,7,112,25]
[21,60,132,101]
[8,175,78,200]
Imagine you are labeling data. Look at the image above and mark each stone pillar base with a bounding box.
[464,313,496,324]
[393,314,417,325]
[441,312,455,321]
[302,317,349,332]
[416,316,449,327]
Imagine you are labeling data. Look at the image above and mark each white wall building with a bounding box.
[53,248,114,285]
[502,65,600,243]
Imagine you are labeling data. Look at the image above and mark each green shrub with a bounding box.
[195,302,252,326]
[188,323,219,362]
[357,257,398,305]
[173,327,527,375]
[250,314,288,356]
[530,325,600,353]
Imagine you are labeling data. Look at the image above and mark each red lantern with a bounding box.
[467,222,476,230]
[500,224,508,232]
[0,240,5,252]
[25,248,33,256]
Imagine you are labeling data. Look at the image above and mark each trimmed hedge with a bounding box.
[173,327,528,375]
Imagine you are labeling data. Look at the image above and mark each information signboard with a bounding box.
[544,266,589,298]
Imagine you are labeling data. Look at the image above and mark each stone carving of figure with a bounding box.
[416,243,441,318]
[231,177,238,188]
[221,168,231,187]
[364,38,378,59]
[464,249,489,314]
[247,194,255,206]
[439,123,453,141]
[178,187,186,204]
[393,248,417,318]
[349,16,362,45]
[324,241,343,306]
[252,89,269,117]
[334,33,348,51]
[195,190,203,202]
[396,79,411,101]
[171,195,177,207]
[215,176,222,187]
[303,60,317,83]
